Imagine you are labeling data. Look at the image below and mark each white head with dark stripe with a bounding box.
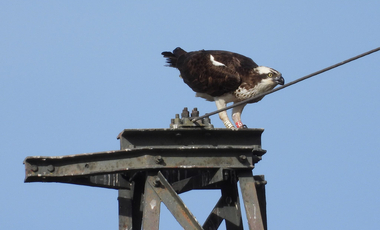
[254,66,284,86]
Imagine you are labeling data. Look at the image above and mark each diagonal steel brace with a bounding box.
[146,171,203,230]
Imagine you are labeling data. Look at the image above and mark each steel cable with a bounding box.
[192,46,380,122]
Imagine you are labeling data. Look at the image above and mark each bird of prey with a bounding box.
[162,47,284,129]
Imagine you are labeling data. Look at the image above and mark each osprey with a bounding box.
[162,47,284,129]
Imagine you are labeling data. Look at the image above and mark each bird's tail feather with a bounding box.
[161,47,187,67]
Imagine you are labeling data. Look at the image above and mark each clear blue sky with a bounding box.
[1,1,380,229]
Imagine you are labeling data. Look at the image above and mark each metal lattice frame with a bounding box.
[24,110,268,230]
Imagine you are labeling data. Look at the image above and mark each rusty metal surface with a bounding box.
[118,188,133,230]
[203,172,244,230]
[147,171,203,230]
[24,147,264,183]
[168,168,225,193]
[118,128,264,149]
[23,126,267,229]
[220,171,243,230]
[253,175,267,230]
[142,174,161,230]
[25,128,265,184]
[203,196,225,230]
[238,171,265,230]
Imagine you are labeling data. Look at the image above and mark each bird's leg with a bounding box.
[232,103,247,129]
[214,98,235,129]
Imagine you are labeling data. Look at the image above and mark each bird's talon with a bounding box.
[223,121,235,129]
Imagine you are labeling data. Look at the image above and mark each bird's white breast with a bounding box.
[234,78,276,100]
[196,79,277,103]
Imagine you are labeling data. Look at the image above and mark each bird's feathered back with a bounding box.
[162,47,261,97]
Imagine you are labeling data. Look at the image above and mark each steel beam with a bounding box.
[147,171,203,230]
[24,147,264,184]
[118,188,133,230]
[117,128,264,149]
[169,168,225,193]
[23,127,268,229]
[221,176,244,230]
[142,174,161,230]
[203,196,225,230]
[252,175,267,230]
[202,175,244,230]
[238,171,265,230]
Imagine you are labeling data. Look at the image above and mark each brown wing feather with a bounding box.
[176,50,258,97]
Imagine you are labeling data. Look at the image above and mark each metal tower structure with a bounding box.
[24,108,268,230]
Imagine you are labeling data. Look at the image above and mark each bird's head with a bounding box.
[254,66,284,86]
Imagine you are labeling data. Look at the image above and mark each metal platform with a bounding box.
[24,108,268,230]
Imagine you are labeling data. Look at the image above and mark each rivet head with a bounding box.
[239,155,247,162]
[153,177,161,187]
[31,165,38,172]
[47,165,55,172]
[155,156,163,164]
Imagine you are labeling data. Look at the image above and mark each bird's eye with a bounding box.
[268,73,273,78]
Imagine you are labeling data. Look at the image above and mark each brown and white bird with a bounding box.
[162,47,284,129]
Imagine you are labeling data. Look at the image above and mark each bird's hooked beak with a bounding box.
[275,74,285,85]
